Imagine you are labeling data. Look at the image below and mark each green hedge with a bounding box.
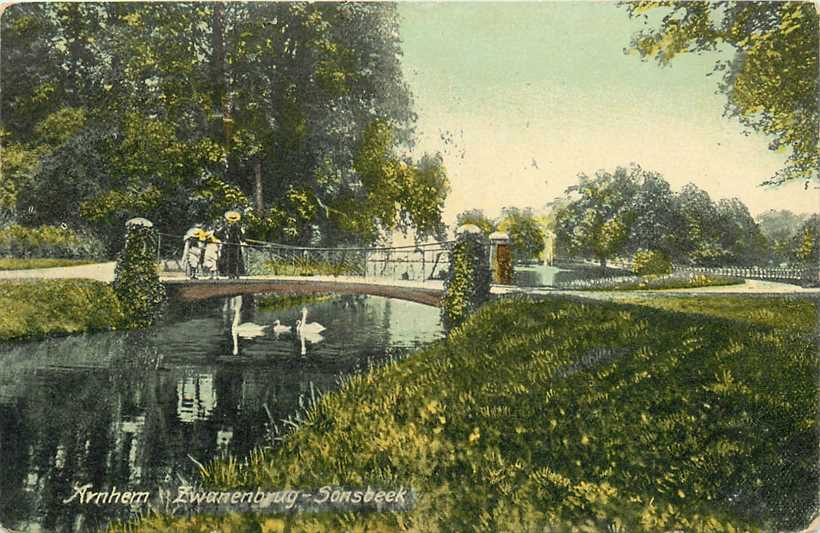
[632,249,672,275]
[0,279,124,340]
[113,295,816,532]
[560,272,744,291]
[0,224,106,259]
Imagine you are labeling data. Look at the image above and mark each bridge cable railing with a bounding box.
[155,231,454,282]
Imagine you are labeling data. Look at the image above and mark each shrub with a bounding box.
[559,272,744,291]
[113,223,166,329]
[632,249,672,275]
[0,224,106,259]
[440,230,490,330]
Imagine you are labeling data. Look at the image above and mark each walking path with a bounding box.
[0,262,818,299]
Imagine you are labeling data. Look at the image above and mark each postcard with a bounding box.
[0,2,817,532]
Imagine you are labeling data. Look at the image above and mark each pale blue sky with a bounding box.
[397,2,818,223]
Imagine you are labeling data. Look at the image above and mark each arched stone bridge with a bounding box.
[162,275,447,306]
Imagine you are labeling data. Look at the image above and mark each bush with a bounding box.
[113,223,166,329]
[440,230,490,330]
[0,224,106,259]
[0,279,124,340]
[632,249,672,275]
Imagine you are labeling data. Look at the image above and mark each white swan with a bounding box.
[296,307,325,334]
[234,322,268,339]
[297,327,324,355]
[272,320,291,335]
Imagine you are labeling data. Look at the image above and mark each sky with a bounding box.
[397,1,819,225]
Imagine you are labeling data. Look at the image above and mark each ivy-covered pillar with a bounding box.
[113,218,167,329]
[440,224,491,331]
[489,231,513,285]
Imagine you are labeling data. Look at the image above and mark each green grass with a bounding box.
[111,295,816,532]
[560,272,744,291]
[0,257,97,270]
[0,279,124,340]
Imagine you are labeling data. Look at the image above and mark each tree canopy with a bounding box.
[624,1,819,185]
[553,165,770,268]
[1,2,448,252]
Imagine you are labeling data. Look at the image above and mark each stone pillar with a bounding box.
[489,231,513,285]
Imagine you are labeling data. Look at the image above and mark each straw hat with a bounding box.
[224,210,241,223]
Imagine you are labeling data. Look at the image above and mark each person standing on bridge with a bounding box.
[218,210,246,279]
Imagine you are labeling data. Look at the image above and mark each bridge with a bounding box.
[163,275,446,306]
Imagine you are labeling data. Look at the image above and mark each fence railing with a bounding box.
[557,255,818,283]
[158,231,454,283]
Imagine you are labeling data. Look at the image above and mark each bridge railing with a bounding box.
[157,231,454,282]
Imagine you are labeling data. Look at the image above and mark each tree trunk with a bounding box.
[254,158,264,213]
[599,256,607,270]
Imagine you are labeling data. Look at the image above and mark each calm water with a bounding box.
[0,294,442,532]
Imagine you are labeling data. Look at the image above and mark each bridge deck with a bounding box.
[162,275,447,306]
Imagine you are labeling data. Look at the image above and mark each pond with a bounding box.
[0,293,443,532]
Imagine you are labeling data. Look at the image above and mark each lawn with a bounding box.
[0,257,98,270]
[112,294,816,532]
[0,279,123,340]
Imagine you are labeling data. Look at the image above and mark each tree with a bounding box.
[791,214,819,265]
[626,168,680,259]
[554,166,639,268]
[757,209,810,264]
[1,3,445,250]
[497,207,545,264]
[624,2,819,185]
[715,198,767,265]
[454,209,495,236]
[673,183,726,266]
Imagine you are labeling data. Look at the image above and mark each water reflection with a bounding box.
[0,294,441,532]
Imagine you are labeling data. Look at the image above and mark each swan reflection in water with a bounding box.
[227,298,325,356]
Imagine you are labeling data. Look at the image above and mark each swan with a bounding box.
[272,320,291,335]
[234,322,268,339]
[297,327,324,355]
[296,307,325,334]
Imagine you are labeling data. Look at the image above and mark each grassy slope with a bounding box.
[0,258,97,270]
[115,295,816,533]
[0,279,123,340]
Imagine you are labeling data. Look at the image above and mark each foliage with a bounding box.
[0,224,106,259]
[554,166,769,267]
[255,293,336,313]
[558,272,743,291]
[0,258,96,271]
[624,2,819,185]
[497,206,545,263]
[554,166,639,268]
[0,279,123,340]
[632,249,672,276]
[111,295,816,532]
[1,3,446,248]
[112,224,166,329]
[791,214,819,265]
[756,209,810,264]
[440,231,490,330]
[454,209,495,236]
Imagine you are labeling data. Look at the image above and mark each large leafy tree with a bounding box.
[497,207,545,263]
[624,1,819,185]
[554,167,639,268]
[1,2,446,251]
[454,209,496,236]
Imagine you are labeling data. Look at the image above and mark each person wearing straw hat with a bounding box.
[202,232,222,280]
[182,225,206,279]
[218,210,246,279]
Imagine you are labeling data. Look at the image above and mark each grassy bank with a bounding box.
[560,272,744,291]
[0,279,123,340]
[0,258,97,270]
[114,295,816,532]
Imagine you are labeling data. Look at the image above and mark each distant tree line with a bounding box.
[553,165,816,269]
[1,3,448,254]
